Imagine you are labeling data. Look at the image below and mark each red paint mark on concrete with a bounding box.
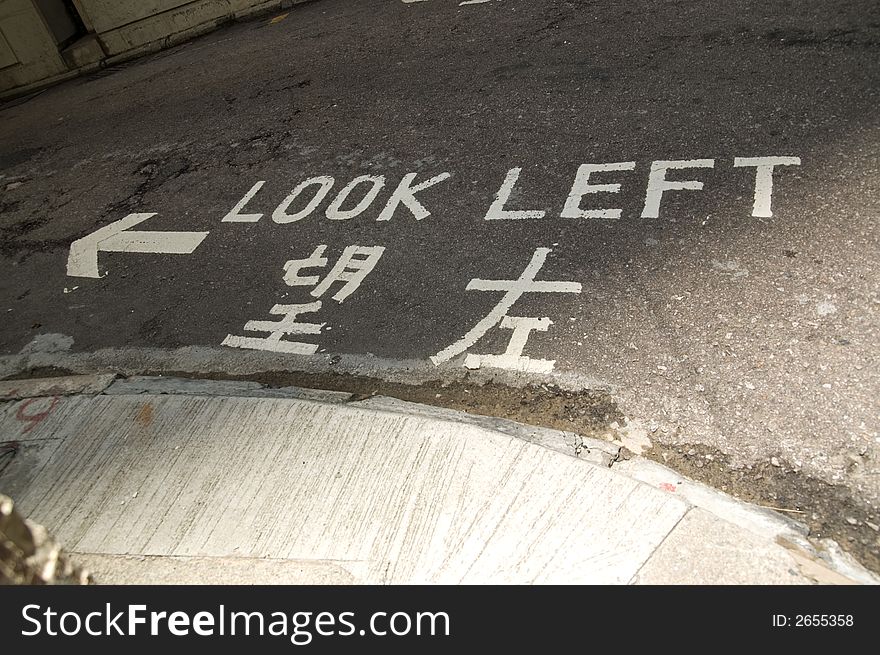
[659,482,677,493]
[15,396,59,434]
[136,403,154,428]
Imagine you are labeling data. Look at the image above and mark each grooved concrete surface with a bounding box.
[1,392,692,583]
[71,553,367,585]
[632,508,810,585]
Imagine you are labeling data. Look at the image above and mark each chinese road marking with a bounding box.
[224,244,386,353]
[464,316,556,374]
[222,302,325,354]
[285,244,386,303]
[431,247,581,370]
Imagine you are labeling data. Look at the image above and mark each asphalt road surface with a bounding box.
[1,0,879,570]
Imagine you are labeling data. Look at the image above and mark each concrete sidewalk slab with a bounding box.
[72,553,366,585]
[614,458,809,542]
[1,376,876,585]
[0,393,109,500]
[2,393,688,584]
[632,508,811,585]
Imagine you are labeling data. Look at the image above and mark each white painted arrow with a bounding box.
[66,213,209,278]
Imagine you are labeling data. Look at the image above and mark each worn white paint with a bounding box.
[66,213,209,279]
[641,159,715,219]
[273,176,335,224]
[220,336,319,355]
[561,161,635,220]
[310,245,386,303]
[282,244,385,303]
[221,181,265,222]
[214,157,801,229]
[283,245,329,287]
[734,156,801,217]
[325,175,386,221]
[483,167,546,220]
[377,172,452,221]
[464,316,555,373]
[431,247,581,367]
[222,302,325,354]
[226,242,385,355]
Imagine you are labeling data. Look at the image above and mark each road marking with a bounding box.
[223,172,453,224]
[284,244,387,303]
[225,244,386,353]
[308,245,386,303]
[377,172,452,221]
[484,167,546,220]
[283,245,329,287]
[480,157,799,221]
[431,247,581,369]
[273,176,336,223]
[219,158,798,227]
[562,161,636,220]
[326,175,386,221]
[222,302,325,354]
[221,180,265,222]
[62,153,804,368]
[66,213,209,278]
[464,316,556,373]
[733,156,801,217]
[641,159,715,219]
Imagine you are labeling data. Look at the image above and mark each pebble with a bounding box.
[770,457,781,467]
[845,517,859,526]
